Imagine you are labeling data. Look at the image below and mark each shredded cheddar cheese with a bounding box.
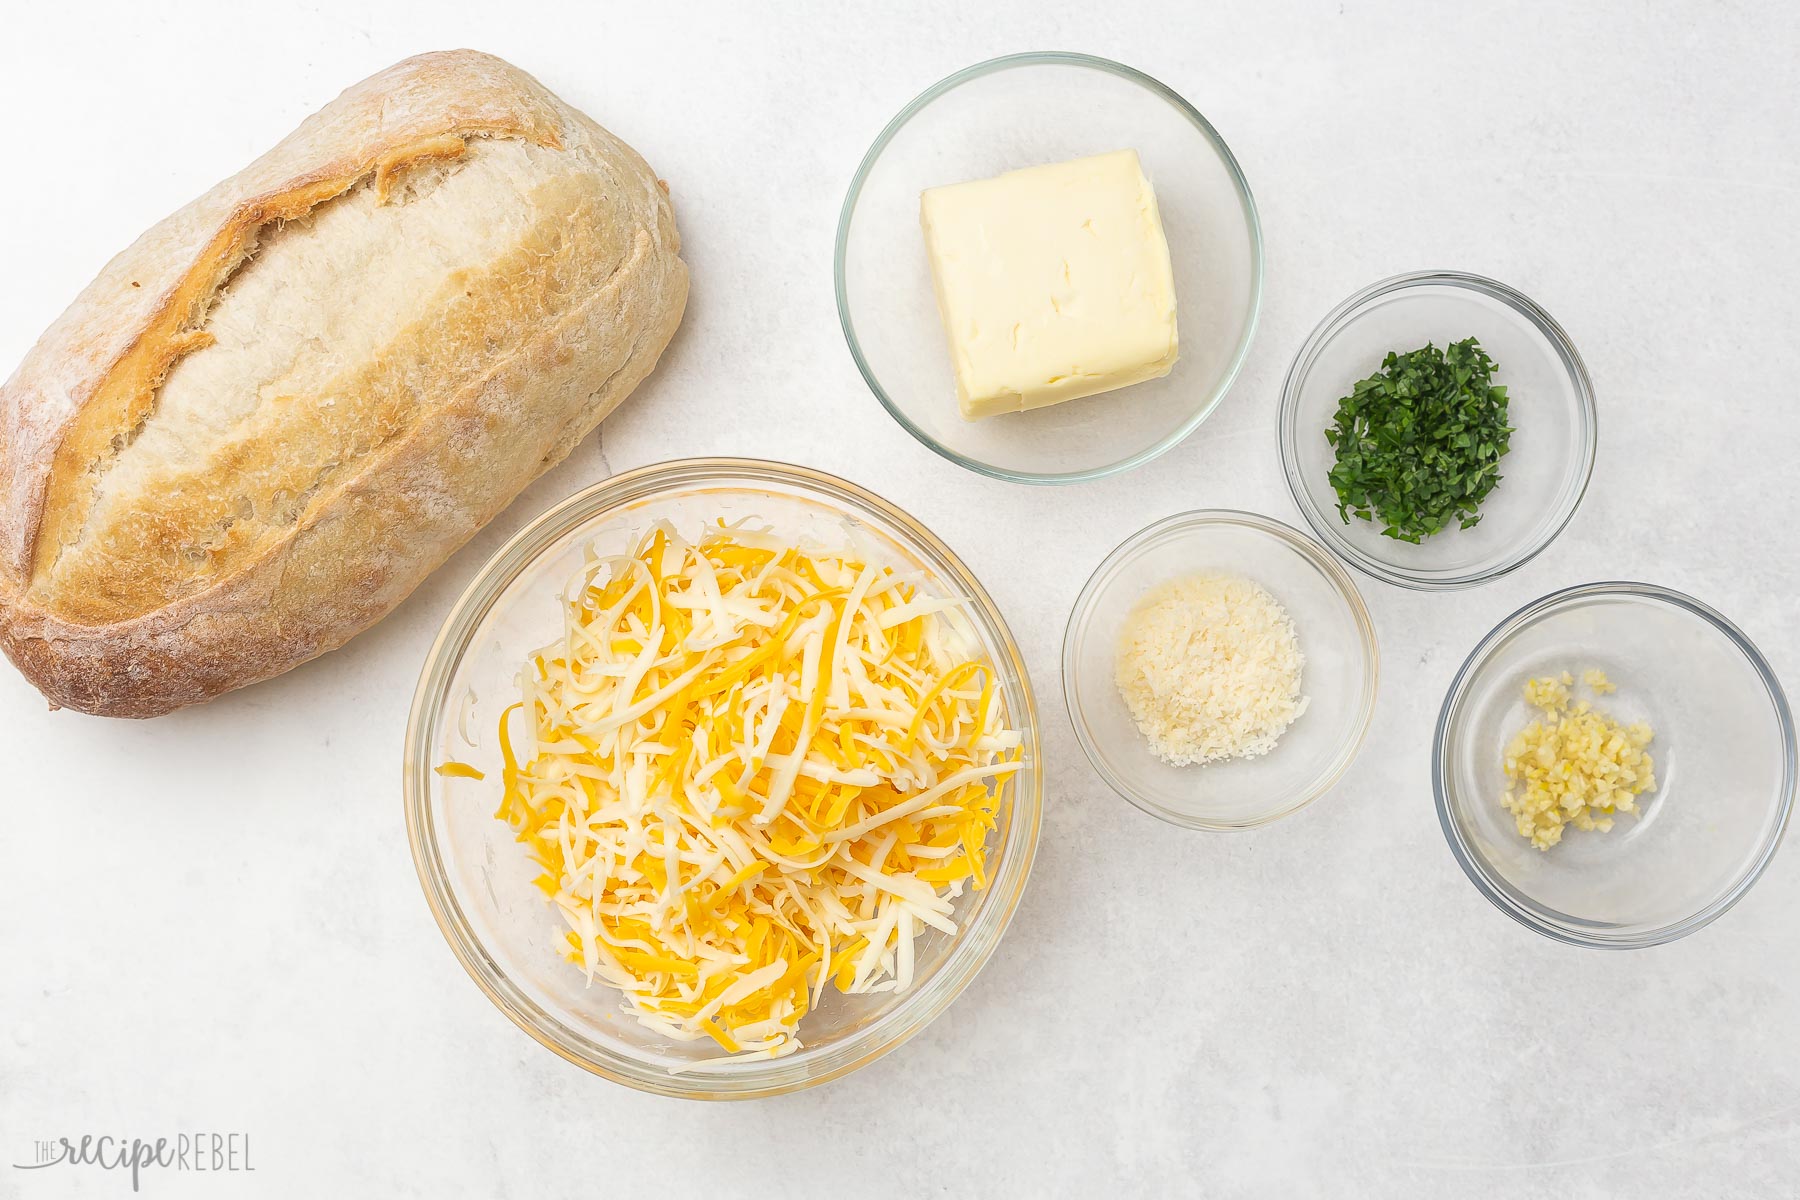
[492,522,1022,1061]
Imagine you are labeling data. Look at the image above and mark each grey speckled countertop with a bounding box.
[2,2,1796,1196]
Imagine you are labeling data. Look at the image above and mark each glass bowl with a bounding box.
[403,459,1042,1098]
[1434,582,1795,947]
[1063,510,1379,829]
[1279,271,1597,589]
[836,51,1263,483]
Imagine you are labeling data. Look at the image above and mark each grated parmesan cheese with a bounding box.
[1113,573,1309,766]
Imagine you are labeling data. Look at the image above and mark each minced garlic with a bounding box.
[1113,573,1308,766]
[1501,670,1656,850]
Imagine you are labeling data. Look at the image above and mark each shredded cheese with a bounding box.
[491,522,1022,1059]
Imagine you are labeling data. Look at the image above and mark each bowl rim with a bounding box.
[1277,269,1599,590]
[834,50,1266,485]
[403,457,1044,1098]
[1061,508,1381,829]
[1432,580,1797,948]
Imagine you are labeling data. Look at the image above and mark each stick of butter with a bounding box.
[920,149,1179,422]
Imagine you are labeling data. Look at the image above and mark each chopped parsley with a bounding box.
[1324,337,1513,543]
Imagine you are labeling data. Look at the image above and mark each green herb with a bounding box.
[1323,337,1513,543]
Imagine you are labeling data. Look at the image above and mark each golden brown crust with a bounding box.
[0,50,688,717]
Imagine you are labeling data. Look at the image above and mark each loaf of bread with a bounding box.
[0,51,688,717]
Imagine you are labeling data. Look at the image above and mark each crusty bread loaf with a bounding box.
[0,50,688,717]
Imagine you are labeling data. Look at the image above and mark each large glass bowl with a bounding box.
[1063,510,1379,829]
[1279,271,1597,589]
[1434,582,1795,946]
[403,459,1042,1098]
[836,52,1263,483]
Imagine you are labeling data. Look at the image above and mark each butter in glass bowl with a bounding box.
[920,149,1179,421]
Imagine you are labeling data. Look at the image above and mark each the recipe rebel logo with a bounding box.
[11,1130,255,1192]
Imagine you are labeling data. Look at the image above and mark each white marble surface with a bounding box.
[3,1,1797,1195]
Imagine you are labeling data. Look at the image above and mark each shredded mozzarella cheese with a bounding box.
[492,523,1022,1059]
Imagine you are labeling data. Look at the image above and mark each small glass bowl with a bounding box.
[836,51,1263,484]
[1279,271,1597,589]
[1434,583,1796,947]
[1063,510,1379,829]
[404,459,1042,1098]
